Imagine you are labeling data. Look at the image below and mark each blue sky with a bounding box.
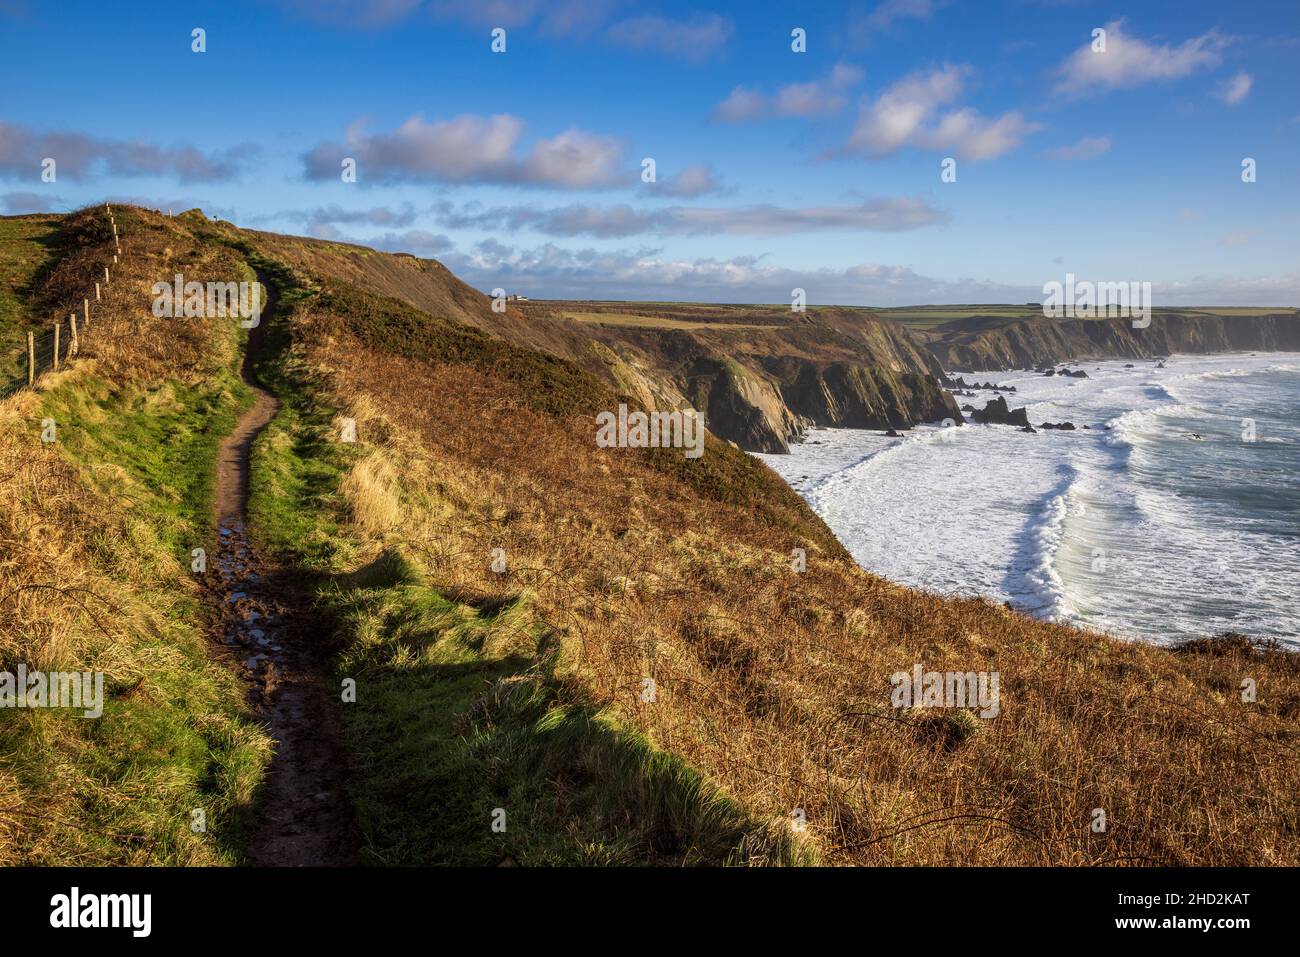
[2,0,1298,304]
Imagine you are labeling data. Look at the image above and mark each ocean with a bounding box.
[756,352,1300,648]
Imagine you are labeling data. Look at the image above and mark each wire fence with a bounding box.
[0,205,120,400]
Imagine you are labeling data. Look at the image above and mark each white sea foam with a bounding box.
[1018,472,1075,620]
[1102,402,1200,447]
[757,353,1300,647]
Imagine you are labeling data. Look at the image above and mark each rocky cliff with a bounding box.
[924,311,1300,371]
[581,309,961,452]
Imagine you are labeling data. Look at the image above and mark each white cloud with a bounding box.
[266,203,422,229]
[1148,273,1300,305]
[661,197,948,235]
[301,113,626,188]
[440,241,1030,304]
[430,196,948,238]
[429,0,617,35]
[713,86,767,122]
[309,222,455,256]
[920,108,1036,160]
[1043,135,1112,161]
[774,81,847,117]
[846,64,966,152]
[854,0,952,36]
[1053,19,1229,96]
[519,128,626,188]
[843,64,1034,160]
[607,13,732,61]
[649,163,725,198]
[0,120,251,182]
[1,190,62,213]
[714,64,864,122]
[829,63,866,91]
[285,229,1300,307]
[445,242,1300,306]
[1215,71,1253,105]
[279,0,616,34]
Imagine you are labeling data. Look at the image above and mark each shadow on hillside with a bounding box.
[316,570,806,867]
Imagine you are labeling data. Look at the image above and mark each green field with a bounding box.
[529,298,1300,334]
[562,310,775,331]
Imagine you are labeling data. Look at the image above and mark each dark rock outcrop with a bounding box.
[950,376,1016,392]
[970,395,1031,427]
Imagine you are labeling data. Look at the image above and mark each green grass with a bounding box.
[242,256,361,572]
[43,368,253,557]
[0,323,269,864]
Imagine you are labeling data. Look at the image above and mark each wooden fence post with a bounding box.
[53,323,60,371]
[95,282,101,301]
[84,297,90,327]
[69,313,78,356]
[104,267,110,286]
[27,331,35,387]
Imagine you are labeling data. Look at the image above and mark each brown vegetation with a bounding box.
[286,263,1299,865]
[3,206,1296,866]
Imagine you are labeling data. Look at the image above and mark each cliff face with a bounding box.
[762,357,958,432]
[584,310,962,453]
[925,312,1300,371]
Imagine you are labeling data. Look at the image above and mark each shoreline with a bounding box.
[756,351,1300,648]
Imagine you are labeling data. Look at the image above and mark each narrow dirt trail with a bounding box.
[214,277,358,866]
